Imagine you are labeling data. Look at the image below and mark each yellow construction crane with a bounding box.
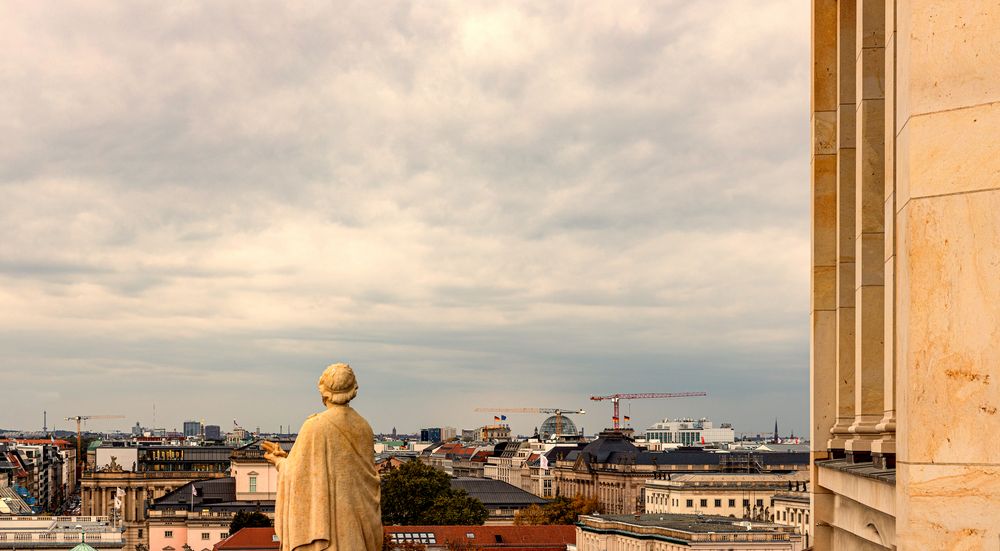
[473,407,585,438]
[64,415,125,473]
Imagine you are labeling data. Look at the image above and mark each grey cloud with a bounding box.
[0,0,810,437]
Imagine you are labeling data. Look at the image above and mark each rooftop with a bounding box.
[581,513,790,534]
[213,528,278,551]
[450,478,547,508]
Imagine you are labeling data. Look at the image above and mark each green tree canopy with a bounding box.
[229,511,272,535]
[381,461,488,526]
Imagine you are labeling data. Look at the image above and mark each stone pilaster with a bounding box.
[828,0,856,456]
[810,1,839,549]
[872,0,896,468]
[845,0,885,462]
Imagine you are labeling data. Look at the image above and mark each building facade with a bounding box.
[644,472,809,521]
[644,418,735,446]
[554,432,807,515]
[0,516,125,551]
[771,492,811,546]
[809,2,1000,548]
[575,514,804,551]
[81,446,232,551]
[146,478,274,551]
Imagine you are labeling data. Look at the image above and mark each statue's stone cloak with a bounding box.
[275,406,382,551]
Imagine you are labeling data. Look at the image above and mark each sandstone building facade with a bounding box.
[809,1,1000,548]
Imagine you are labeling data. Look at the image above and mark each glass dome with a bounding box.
[539,415,578,439]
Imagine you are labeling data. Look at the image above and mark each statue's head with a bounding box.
[318,363,358,406]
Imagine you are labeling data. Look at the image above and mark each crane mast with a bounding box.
[64,414,125,477]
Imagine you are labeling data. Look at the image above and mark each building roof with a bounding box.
[69,543,99,551]
[579,513,797,537]
[450,478,547,508]
[213,528,279,551]
[149,478,274,513]
[0,486,33,514]
[562,432,809,468]
[219,527,575,550]
[385,525,575,549]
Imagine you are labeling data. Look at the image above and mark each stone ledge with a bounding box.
[816,459,895,485]
[816,459,895,519]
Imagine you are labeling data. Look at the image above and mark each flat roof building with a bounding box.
[576,514,803,551]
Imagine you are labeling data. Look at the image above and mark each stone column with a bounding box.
[845,0,885,463]
[828,0,857,456]
[872,0,896,468]
[809,1,838,549]
[895,3,1000,547]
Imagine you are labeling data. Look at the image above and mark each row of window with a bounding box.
[162,532,227,540]
[648,494,764,510]
[779,509,809,524]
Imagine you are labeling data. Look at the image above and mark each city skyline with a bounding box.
[1,2,811,437]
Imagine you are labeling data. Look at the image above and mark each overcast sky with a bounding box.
[1,1,810,439]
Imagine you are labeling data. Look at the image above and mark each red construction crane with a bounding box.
[589,392,706,430]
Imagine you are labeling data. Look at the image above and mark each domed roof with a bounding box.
[69,542,98,551]
[539,415,578,439]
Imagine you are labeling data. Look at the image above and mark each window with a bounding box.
[743,499,750,507]
[249,475,257,493]
[138,529,144,539]
[700,499,707,507]
[164,531,173,539]
[728,499,735,507]
[714,499,721,508]
[201,533,210,540]
[220,534,228,539]
[756,499,763,507]
[686,499,693,508]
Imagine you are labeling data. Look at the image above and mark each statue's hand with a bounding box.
[262,440,288,465]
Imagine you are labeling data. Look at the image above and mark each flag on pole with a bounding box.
[539,455,549,471]
[494,416,501,422]
[623,416,631,422]
[500,415,507,421]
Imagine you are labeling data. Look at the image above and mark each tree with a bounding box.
[229,511,272,535]
[513,504,548,525]
[381,461,488,526]
[423,489,488,525]
[513,495,603,525]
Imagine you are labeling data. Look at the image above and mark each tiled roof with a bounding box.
[214,528,279,551]
[450,478,546,507]
[385,525,575,548]
[221,526,575,550]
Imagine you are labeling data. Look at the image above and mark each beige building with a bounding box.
[574,514,804,551]
[644,472,809,521]
[555,432,807,515]
[772,492,811,543]
[809,1,1000,549]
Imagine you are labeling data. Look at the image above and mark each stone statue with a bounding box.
[263,363,383,551]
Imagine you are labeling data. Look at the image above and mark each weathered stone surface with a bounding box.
[898,192,1000,465]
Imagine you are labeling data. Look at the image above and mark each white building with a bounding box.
[0,516,124,551]
[645,418,734,446]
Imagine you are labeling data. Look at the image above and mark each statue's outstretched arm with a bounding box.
[262,440,288,470]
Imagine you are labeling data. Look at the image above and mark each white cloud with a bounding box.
[0,1,810,437]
